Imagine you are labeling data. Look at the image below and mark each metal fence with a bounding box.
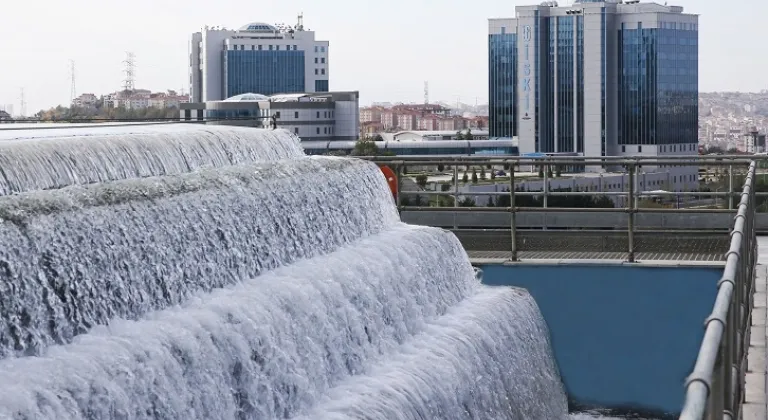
[364,155,762,262]
[363,155,759,419]
[679,162,756,419]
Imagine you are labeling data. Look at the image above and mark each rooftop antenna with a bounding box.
[296,12,304,31]
[69,60,77,104]
[123,52,136,92]
[19,88,26,117]
[424,81,429,105]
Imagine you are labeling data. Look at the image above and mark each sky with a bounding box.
[0,0,762,114]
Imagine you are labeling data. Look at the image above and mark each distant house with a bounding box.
[0,110,10,121]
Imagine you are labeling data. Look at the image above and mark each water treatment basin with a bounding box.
[475,261,725,419]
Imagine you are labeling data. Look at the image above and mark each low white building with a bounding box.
[180,91,359,140]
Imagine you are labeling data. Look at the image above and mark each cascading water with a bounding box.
[0,157,399,357]
[0,125,304,195]
[0,124,578,419]
[292,287,568,420]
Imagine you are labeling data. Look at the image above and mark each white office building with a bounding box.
[190,16,330,103]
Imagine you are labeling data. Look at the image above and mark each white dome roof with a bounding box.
[239,22,277,32]
[223,93,269,102]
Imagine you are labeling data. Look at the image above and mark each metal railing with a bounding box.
[363,155,764,262]
[361,154,760,419]
[680,161,757,420]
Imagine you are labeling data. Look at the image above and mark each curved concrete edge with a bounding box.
[744,240,768,419]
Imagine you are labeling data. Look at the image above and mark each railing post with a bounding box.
[627,163,635,262]
[510,163,518,262]
[543,162,549,208]
[453,165,459,230]
[396,163,403,212]
[728,165,734,210]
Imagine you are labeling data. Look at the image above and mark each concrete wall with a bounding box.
[477,263,723,416]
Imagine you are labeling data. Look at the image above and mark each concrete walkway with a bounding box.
[744,237,768,419]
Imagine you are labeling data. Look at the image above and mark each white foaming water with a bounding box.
[0,125,304,195]
[292,286,568,420]
[0,157,398,357]
[0,225,479,420]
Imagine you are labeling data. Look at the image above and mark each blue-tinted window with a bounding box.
[225,50,305,96]
[488,33,517,138]
[315,80,328,91]
[617,27,697,146]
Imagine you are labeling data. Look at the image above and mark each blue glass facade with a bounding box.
[224,50,305,97]
[315,80,329,92]
[618,22,698,146]
[489,32,517,138]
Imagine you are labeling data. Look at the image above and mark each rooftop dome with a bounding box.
[223,93,270,102]
[239,22,277,32]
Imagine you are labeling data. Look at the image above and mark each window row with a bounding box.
[231,44,299,51]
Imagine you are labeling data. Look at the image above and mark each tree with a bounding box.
[371,134,384,142]
[491,170,496,180]
[415,174,428,189]
[437,164,445,172]
[459,197,476,207]
[351,139,381,156]
[538,166,544,178]
[471,169,478,184]
[440,183,451,192]
[555,165,562,177]
[480,167,487,180]
[465,129,474,140]
[462,172,469,184]
[547,166,553,178]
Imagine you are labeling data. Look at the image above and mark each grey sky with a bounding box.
[0,0,760,114]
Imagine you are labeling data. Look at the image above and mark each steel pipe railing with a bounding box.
[363,155,759,418]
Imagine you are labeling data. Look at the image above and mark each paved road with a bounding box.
[744,237,768,419]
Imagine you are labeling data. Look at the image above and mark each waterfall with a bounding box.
[292,286,568,420]
[0,226,480,419]
[0,125,304,195]
[0,124,576,419]
[0,157,398,357]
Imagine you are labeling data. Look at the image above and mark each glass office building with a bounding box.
[488,28,517,139]
[190,20,329,102]
[488,1,698,160]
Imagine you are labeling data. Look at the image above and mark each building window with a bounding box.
[638,146,642,153]
[275,45,280,51]
[315,57,318,64]
[320,46,326,53]
[293,45,298,50]
[258,45,263,50]
[317,111,320,118]
[294,111,299,118]
[622,145,626,153]
[316,127,320,134]
[315,46,319,53]
[251,45,255,50]
[321,58,325,64]
[315,69,318,75]
[275,111,280,118]
[294,127,299,134]
[321,69,325,75]
[269,45,273,50]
